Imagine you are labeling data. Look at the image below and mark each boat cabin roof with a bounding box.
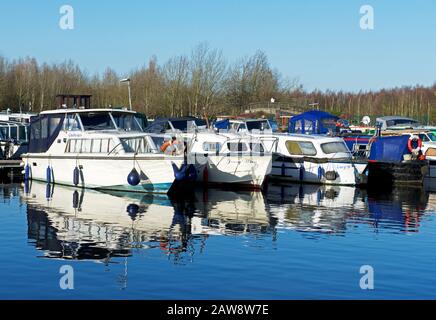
[376,116,418,122]
[40,108,137,115]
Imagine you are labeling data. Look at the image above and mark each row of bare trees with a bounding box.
[298,86,436,124]
[0,44,286,117]
[0,44,434,123]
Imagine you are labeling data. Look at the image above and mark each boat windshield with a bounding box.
[427,133,436,141]
[112,112,144,131]
[0,122,28,142]
[171,119,207,131]
[79,112,116,131]
[246,120,271,131]
[386,119,419,127]
[120,137,154,153]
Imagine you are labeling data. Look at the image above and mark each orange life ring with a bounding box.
[407,135,422,153]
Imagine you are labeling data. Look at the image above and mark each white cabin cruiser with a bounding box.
[214,119,366,186]
[146,118,272,188]
[22,108,184,194]
[264,133,367,185]
[186,131,271,188]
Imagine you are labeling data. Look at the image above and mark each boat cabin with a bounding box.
[144,117,207,133]
[288,110,345,135]
[214,118,273,132]
[28,109,148,154]
[376,116,420,131]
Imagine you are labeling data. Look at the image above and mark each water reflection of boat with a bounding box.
[265,183,366,234]
[21,181,274,263]
[192,189,273,236]
[264,182,432,234]
[22,181,197,261]
[366,186,430,232]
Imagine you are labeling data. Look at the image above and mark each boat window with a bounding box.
[419,134,430,142]
[10,126,18,140]
[321,142,349,154]
[294,120,303,133]
[246,120,271,131]
[229,122,241,131]
[49,116,63,136]
[144,121,170,133]
[41,117,49,139]
[386,119,418,127]
[203,142,221,152]
[30,121,40,140]
[227,142,248,152]
[298,142,317,156]
[121,137,152,153]
[151,136,166,149]
[285,141,317,156]
[0,127,8,139]
[64,114,82,131]
[249,143,265,153]
[19,126,27,142]
[171,119,207,131]
[79,112,115,131]
[427,133,436,141]
[112,112,143,132]
[66,138,114,153]
[321,118,338,132]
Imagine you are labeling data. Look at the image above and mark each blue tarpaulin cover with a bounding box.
[288,110,339,134]
[368,135,410,162]
[213,119,230,130]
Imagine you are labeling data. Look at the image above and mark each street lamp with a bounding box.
[120,78,132,111]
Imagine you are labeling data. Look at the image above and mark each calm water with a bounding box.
[0,179,436,300]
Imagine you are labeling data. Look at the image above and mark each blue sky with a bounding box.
[0,0,435,91]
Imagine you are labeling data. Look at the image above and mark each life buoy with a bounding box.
[407,135,422,153]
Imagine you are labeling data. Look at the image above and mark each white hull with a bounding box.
[23,154,184,193]
[192,154,272,187]
[271,156,363,186]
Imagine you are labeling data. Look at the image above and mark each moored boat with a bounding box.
[214,117,366,186]
[22,108,185,194]
[343,134,428,185]
[146,117,272,189]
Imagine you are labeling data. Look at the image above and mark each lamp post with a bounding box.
[120,78,132,110]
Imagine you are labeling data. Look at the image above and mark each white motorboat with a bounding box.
[266,133,367,185]
[146,118,272,188]
[22,108,184,194]
[215,119,366,186]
